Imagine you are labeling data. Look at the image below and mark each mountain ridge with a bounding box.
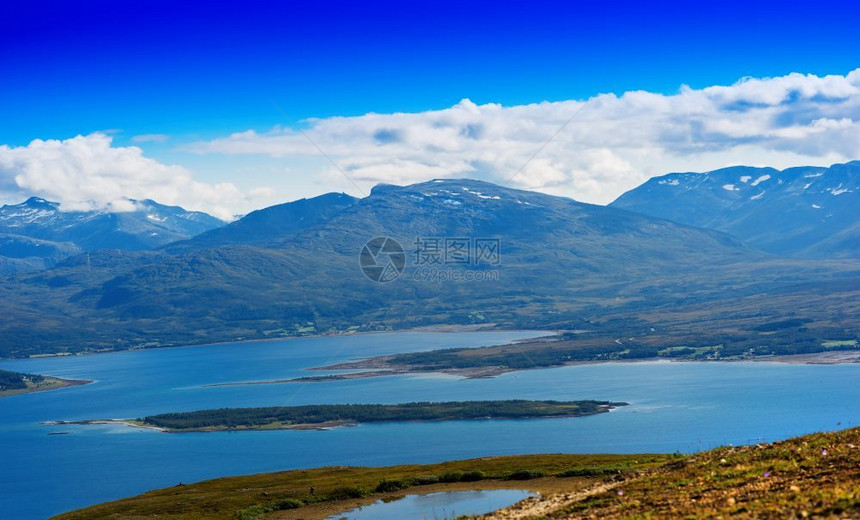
[163,192,356,252]
[0,197,225,274]
[611,160,860,258]
[1,178,857,359]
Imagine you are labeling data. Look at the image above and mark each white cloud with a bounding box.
[0,134,269,220]
[131,133,170,143]
[190,69,860,204]
[3,70,859,218]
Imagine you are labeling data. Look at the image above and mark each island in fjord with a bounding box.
[55,400,626,433]
[0,369,90,398]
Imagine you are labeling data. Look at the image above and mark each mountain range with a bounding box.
[0,173,858,359]
[611,161,860,258]
[163,192,356,252]
[0,197,224,274]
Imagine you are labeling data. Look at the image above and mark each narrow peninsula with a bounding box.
[0,369,90,398]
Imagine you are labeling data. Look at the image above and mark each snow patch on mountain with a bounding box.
[750,174,771,187]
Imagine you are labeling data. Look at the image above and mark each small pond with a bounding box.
[327,489,535,519]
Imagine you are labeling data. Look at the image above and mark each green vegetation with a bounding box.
[657,345,723,359]
[0,369,87,397]
[348,325,858,375]
[533,427,860,519]
[55,428,860,520]
[139,400,626,432]
[0,181,858,365]
[504,469,546,480]
[0,368,44,391]
[751,318,808,332]
[54,453,671,520]
[822,339,858,347]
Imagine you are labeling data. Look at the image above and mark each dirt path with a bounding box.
[480,480,623,519]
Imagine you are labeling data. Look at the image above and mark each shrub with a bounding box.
[326,486,369,501]
[438,472,464,483]
[505,470,545,480]
[557,466,625,478]
[460,470,485,482]
[235,497,304,519]
[234,504,267,520]
[274,498,304,510]
[409,475,440,486]
[376,479,409,493]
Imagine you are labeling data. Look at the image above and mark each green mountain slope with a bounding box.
[0,179,858,358]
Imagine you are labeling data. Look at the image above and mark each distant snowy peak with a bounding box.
[0,197,220,228]
[378,179,550,208]
[0,197,61,224]
[0,196,225,257]
[611,161,860,258]
[641,162,856,199]
[22,196,59,208]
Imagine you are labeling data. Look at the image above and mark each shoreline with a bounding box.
[744,350,860,364]
[42,418,352,433]
[45,402,625,434]
[43,419,167,432]
[201,349,860,387]
[0,376,92,398]
[53,451,673,520]
[53,428,860,520]
[6,327,858,389]
[2,324,552,362]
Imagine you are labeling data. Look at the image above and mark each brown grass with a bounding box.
[54,453,668,520]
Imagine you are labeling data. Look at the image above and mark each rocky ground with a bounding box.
[481,427,860,519]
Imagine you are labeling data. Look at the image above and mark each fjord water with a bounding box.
[329,489,536,520]
[0,331,858,519]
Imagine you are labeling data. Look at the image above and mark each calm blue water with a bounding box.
[0,331,858,519]
[328,490,535,520]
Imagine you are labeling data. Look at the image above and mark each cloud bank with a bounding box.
[192,69,860,204]
[1,70,858,219]
[0,134,261,220]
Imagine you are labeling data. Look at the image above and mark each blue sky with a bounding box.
[3,0,859,143]
[1,1,859,217]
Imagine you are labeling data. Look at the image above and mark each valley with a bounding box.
[1,178,858,365]
[6,12,860,520]
[0,168,858,520]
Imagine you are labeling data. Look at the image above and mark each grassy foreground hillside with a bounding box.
[56,428,858,520]
[484,427,860,519]
[54,453,671,520]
